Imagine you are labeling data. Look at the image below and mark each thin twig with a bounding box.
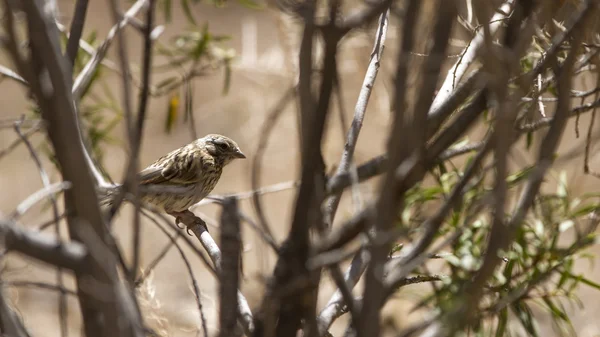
[14,118,68,337]
[139,210,209,336]
[250,85,297,250]
[134,228,180,287]
[9,182,72,219]
[2,281,78,297]
[130,0,155,283]
[195,180,299,207]
[0,121,42,162]
[0,64,28,86]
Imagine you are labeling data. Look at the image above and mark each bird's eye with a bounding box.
[215,142,228,151]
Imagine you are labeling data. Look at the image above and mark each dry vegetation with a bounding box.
[2,0,600,336]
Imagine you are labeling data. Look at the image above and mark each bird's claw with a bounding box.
[175,217,185,229]
[186,227,193,236]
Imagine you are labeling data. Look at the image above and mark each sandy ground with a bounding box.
[2,1,600,336]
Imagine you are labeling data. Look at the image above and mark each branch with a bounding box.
[139,210,209,336]
[7,0,143,335]
[398,138,491,264]
[65,0,90,70]
[71,0,148,100]
[182,214,254,336]
[430,0,515,112]
[0,64,28,87]
[453,2,589,333]
[320,89,488,256]
[324,9,390,229]
[218,197,242,337]
[9,182,71,219]
[254,0,332,333]
[337,0,392,33]
[129,0,156,283]
[0,288,30,337]
[250,86,297,248]
[357,0,423,335]
[317,249,369,334]
[15,115,70,337]
[0,219,88,272]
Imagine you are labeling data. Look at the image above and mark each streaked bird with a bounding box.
[101,134,245,222]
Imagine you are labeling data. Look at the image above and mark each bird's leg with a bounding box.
[167,210,206,236]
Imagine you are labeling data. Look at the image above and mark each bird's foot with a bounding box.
[168,210,206,236]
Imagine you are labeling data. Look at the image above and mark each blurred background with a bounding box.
[2,0,600,336]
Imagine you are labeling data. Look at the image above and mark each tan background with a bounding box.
[1,1,600,336]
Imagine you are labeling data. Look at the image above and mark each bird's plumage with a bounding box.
[101,134,245,213]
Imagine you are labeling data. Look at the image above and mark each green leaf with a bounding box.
[442,254,461,267]
[223,59,231,94]
[494,308,508,337]
[86,30,98,47]
[570,203,600,218]
[181,0,197,25]
[541,297,568,321]
[511,302,539,337]
[163,0,172,22]
[192,25,211,60]
[237,0,262,8]
[563,272,600,291]
[507,166,534,186]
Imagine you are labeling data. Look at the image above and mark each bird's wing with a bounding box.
[138,147,204,185]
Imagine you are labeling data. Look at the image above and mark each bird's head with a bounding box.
[199,134,246,166]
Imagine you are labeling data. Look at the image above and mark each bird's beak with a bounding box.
[234,149,246,159]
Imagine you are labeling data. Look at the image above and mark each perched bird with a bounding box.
[101,134,245,222]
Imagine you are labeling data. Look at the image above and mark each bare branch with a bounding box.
[219,197,242,337]
[336,0,392,33]
[0,218,88,272]
[196,180,298,207]
[180,214,255,335]
[250,86,297,248]
[317,249,369,334]
[9,182,71,219]
[357,0,424,335]
[324,9,390,229]
[129,0,156,283]
[15,114,70,337]
[65,0,90,70]
[71,0,148,100]
[0,287,31,337]
[1,281,78,297]
[430,0,515,112]
[0,64,28,86]
[6,0,144,335]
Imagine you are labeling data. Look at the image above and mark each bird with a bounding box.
[101,134,245,224]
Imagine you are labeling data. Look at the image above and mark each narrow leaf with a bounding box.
[165,91,180,133]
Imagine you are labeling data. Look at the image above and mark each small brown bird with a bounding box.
[102,134,245,221]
